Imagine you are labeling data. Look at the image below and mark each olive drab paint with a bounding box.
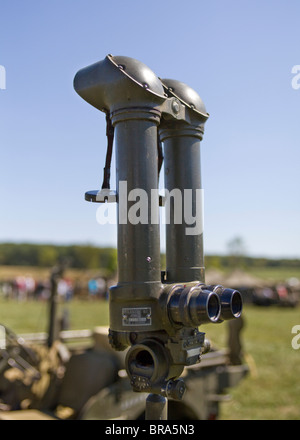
[74,55,243,408]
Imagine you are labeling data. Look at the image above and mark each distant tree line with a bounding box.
[0,243,118,275]
[0,243,299,274]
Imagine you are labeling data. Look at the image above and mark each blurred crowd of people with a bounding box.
[87,277,108,299]
[0,275,74,301]
[252,282,299,307]
[0,275,109,301]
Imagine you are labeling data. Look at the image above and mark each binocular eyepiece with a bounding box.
[166,283,243,328]
[205,284,243,321]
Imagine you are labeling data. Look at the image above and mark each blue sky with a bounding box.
[0,0,299,258]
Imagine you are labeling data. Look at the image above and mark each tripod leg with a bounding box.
[145,394,168,420]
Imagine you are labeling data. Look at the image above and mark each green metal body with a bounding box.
[74,54,242,400]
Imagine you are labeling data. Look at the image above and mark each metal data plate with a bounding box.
[122,307,152,326]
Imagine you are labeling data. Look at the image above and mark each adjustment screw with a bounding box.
[172,99,180,114]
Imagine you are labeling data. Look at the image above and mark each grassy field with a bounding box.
[203,305,300,420]
[0,297,110,334]
[0,296,299,420]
